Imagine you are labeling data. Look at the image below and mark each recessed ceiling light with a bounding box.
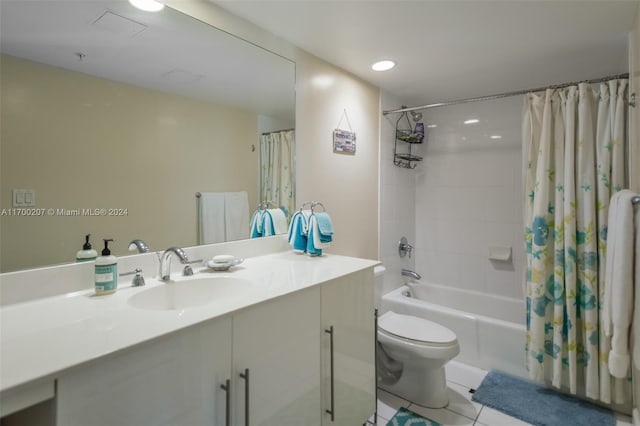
[490,135,502,139]
[129,0,164,12]
[427,124,437,128]
[464,119,479,125]
[371,60,395,72]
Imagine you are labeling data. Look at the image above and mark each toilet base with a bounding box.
[379,361,449,408]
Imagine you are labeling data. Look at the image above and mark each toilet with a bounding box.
[375,266,460,408]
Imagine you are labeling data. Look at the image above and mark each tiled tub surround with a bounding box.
[0,235,378,424]
[414,96,524,301]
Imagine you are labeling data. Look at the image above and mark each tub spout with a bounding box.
[401,269,421,280]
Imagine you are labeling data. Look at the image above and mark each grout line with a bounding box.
[473,405,485,425]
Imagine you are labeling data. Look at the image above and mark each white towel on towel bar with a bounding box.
[633,199,640,370]
[603,190,638,378]
[198,192,226,244]
[224,191,249,241]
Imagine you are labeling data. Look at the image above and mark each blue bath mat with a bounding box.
[385,407,441,426]
[471,370,615,426]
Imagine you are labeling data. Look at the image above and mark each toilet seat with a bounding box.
[379,311,456,346]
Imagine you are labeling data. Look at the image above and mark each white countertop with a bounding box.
[0,251,378,393]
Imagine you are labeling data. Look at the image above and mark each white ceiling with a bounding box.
[213,0,639,108]
[0,1,295,120]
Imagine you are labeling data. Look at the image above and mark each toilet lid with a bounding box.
[379,311,456,344]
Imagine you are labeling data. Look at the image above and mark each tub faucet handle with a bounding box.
[398,237,414,258]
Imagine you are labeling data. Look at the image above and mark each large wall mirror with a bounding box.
[0,1,295,273]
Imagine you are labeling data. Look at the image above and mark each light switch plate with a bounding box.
[12,189,36,207]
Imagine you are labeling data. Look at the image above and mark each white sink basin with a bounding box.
[127,276,252,311]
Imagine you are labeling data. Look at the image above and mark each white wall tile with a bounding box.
[380,91,416,294]
[414,96,524,300]
[459,255,488,292]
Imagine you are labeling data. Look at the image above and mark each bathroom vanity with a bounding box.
[0,238,378,425]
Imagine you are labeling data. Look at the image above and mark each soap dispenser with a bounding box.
[95,239,117,295]
[76,234,97,262]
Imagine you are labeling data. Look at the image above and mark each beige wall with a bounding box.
[1,55,259,272]
[295,51,380,259]
[168,0,381,260]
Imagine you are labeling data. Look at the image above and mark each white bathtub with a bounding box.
[381,281,528,379]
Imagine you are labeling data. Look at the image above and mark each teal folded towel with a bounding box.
[250,209,263,238]
[314,212,333,244]
[306,217,322,256]
[287,211,308,252]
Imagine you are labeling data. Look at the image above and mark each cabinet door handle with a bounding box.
[220,379,231,426]
[239,368,250,426]
[325,325,335,422]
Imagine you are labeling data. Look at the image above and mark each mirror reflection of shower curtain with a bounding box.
[259,129,295,218]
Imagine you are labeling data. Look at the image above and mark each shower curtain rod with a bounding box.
[261,128,294,135]
[382,73,630,115]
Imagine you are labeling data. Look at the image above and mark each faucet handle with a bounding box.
[183,265,194,276]
[119,268,146,287]
[398,237,414,258]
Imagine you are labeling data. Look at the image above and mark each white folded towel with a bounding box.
[198,193,226,244]
[603,190,637,378]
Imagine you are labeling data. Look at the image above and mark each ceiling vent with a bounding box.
[92,11,147,37]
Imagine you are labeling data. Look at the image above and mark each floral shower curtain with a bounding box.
[523,79,628,403]
[259,129,295,218]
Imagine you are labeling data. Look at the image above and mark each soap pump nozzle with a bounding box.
[83,234,92,250]
[102,238,114,256]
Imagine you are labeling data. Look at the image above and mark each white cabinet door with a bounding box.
[232,287,321,426]
[56,317,232,426]
[321,268,376,425]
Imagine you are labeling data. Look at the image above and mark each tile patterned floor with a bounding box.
[369,361,634,426]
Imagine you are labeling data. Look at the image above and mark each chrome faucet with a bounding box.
[159,247,193,282]
[401,269,421,280]
[128,239,150,253]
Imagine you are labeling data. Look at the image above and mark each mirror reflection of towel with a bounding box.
[198,191,249,244]
[198,193,225,244]
[263,208,288,236]
[225,192,249,241]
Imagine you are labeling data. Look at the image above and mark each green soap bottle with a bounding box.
[76,234,97,262]
[95,239,117,295]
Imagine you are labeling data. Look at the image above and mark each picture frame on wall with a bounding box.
[333,128,356,154]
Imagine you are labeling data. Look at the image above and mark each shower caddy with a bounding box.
[393,109,424,169]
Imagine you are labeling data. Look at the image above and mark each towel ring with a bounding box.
[311,202,326,213]
[299,201,314,213]
[259,200,276,210]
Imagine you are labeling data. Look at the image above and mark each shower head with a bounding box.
[410,110,423,122]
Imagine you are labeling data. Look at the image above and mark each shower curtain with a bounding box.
[259,129,295,218]
[523,79,628,403]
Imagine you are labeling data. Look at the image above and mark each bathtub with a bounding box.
[381,281,528,379]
